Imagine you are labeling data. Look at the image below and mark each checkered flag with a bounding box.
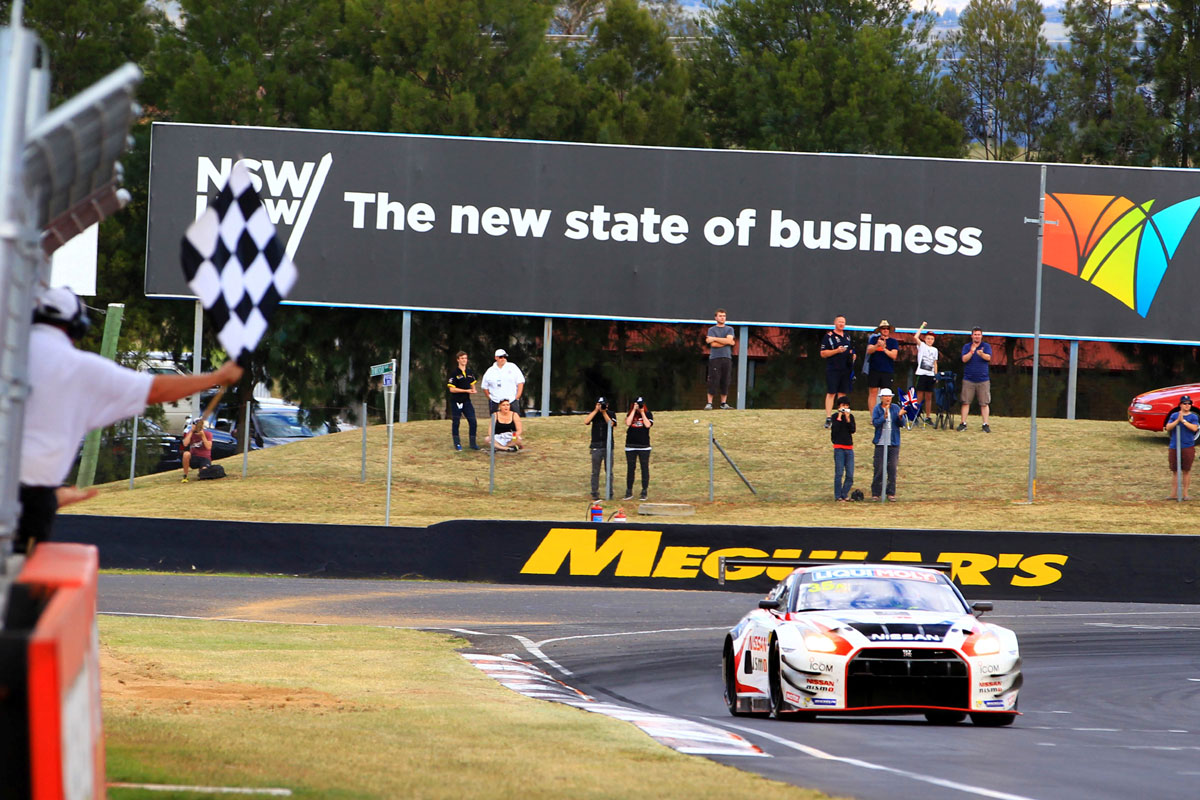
[180,161,298,366]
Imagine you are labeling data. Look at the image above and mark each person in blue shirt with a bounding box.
[865,319,898,410]
[871,388,903,500]
[1164,395,1199,500]
[958,326,993,433]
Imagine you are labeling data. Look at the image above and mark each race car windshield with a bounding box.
[795,576,966,613]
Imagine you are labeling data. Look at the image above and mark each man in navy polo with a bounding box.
[1165,395,1199,500]
[820,314,855,428]
[958,326,992,433]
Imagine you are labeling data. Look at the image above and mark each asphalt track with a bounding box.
[98,574,1200,800]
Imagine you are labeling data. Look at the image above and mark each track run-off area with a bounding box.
[99,574,1200,800]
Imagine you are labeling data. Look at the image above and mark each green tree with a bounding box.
[943,0,1050,160]
[1140,0,1200,167]
[689,0,962,156]
[565,0,700,145]
[1043,0,1159,165]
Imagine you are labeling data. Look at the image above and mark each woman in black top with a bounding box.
[486,399,523,451]
[624,398,654,500]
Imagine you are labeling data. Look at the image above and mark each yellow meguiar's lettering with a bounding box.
[937,552,998,585]
[520,528,662,576]
[1011,554,1068,587]
[653,546,710,578]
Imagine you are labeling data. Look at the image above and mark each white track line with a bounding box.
[535,626,728,647]
[712,721,1044,800]
[108,783,290,796]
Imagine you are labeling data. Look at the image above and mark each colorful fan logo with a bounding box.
[1043,193,1200,317]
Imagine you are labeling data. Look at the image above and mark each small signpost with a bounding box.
[371,360,397,524]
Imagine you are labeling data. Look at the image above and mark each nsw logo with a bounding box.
[1044,192,1200,317]
[195,154,333,261]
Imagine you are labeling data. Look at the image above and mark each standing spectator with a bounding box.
[830,395,856,501]
[1165,395,1199,500]
[19,287,242,552]
[912,322,938,426]
[623,397,654,500]
[871,388,902,500]
[584,397,615,500]
[485,398,523,451]
[480,349,525,414]
[180,418,213,482]
[865,320,899,409]
[705,309,736,410]
[958,327,992,433]
[447,350,479,451]
[820,314,856,428]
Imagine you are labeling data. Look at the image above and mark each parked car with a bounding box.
[1128,383,1200,432]
[69,417,183,485]
[230,399,345,449]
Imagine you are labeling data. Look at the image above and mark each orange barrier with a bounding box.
[18,543,104,800]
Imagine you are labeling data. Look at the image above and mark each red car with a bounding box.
[1128,384,1200,431]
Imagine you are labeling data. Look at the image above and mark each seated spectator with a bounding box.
[181,418,212,482]
[485,399,524,452]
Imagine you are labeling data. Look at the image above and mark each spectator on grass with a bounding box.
[958,327,992,433]
[180,417,213,483]
[485,398,523,452]
[830,395,856,501]
[481,349,524,414]
[912,322,938,426]
[623,397,654,500]
[871,388,902,500]
[820,315,855,428]
[865,320,898,410]
[584,397,616,500]
[19,286,242,553]
[1165,395,1199,500]
[705,309,736,410]
[447,351,479,451]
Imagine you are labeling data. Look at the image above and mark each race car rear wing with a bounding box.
[716,557,954,585]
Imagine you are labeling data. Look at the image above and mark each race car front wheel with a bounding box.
[723,639,744,717]
[767,638,786,718]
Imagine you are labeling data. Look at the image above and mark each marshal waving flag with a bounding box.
[180,161,298,365]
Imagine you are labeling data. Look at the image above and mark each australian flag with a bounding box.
[901,387,922,424]
[180,161,298,366]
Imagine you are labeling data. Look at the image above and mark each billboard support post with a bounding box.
[736,326,748,410]
[1024,165,1053,504]
[398,312,410,424]
[1067,340,1079,420]
[541,317,552,417]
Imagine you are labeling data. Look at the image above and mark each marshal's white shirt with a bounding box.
[21,324,153,486]
[480,361,525,403]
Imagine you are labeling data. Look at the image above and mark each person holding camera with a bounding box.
[830,395,856,501]
[623,397,654,500]
[820,315,856,428]
[871,388,902,500]
[180,418,214,483]
[584,397,615,500]
[865,320,899,410]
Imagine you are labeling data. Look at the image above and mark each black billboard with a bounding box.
[146,123,1200,343]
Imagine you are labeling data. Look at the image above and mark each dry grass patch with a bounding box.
[74,409,1185,534]
[101,615,840,800]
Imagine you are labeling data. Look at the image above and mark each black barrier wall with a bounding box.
[56,515,1200,604]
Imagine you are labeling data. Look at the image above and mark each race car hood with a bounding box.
[794,609,975,643]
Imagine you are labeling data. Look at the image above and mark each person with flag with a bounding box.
[18,287,242,552]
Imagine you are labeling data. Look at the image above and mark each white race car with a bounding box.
[721,562,1021,725]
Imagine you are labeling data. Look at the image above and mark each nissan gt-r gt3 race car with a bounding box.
[722,562,1021,726]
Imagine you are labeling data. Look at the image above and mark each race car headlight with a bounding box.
[804,632,839,652]
[968,633,1001,656]
[1132,402,1153,411]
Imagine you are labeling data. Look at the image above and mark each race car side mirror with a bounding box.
[971,602,993,617]
[758,599,781,611]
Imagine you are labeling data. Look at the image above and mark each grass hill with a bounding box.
[69,407,1189,535]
